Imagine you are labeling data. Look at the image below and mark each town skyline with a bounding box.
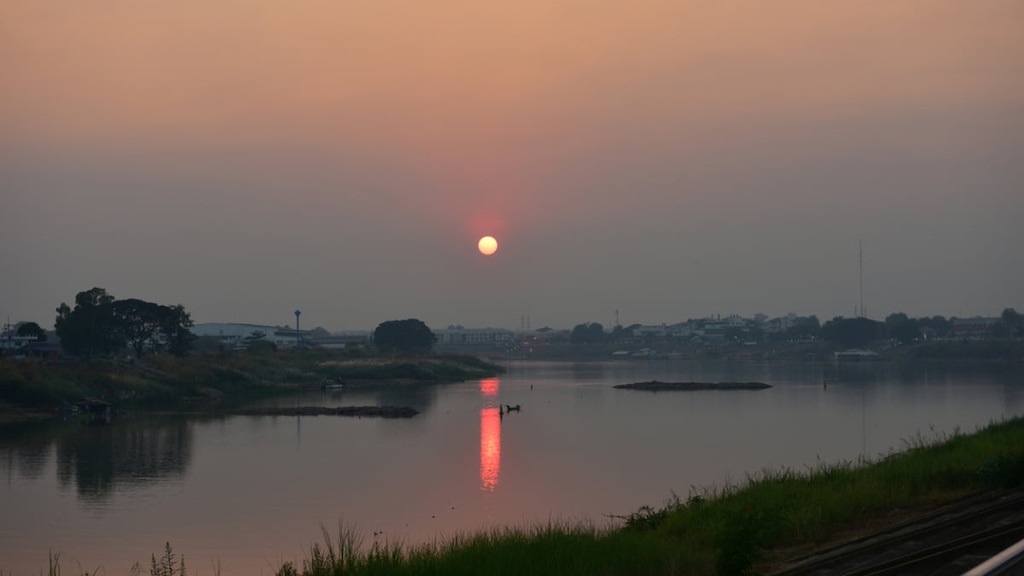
[4,291,1017,336]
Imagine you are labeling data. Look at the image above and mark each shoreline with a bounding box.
[614,380,772,391]
[0,350,504,425]
[229,405,419,418]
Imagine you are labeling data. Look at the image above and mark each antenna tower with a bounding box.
[859,240,865,318]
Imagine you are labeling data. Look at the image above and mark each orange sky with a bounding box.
[1,1,1022,328]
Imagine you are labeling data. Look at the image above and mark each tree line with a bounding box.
[567,308,1023,348]
[46,288,437,358]
[54,287,195,358]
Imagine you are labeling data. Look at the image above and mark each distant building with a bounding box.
[948,317,998,340]
[316,330,371,348]
[191,323,307,348]
[632,325,668,338]
[434,326,515,346]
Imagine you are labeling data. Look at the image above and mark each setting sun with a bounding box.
[478,236,498,256]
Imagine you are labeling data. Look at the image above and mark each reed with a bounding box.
[0,350,504,415]
[272,416,1024,576]
[21,417,1024,575]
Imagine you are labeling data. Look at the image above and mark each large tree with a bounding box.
[373,319,436,354]
[55,287,120,357]
[821,316,883,348]
[113,298,165,357]
[113,298,196,357]
[998,308,1023,339]
[885,312,921,344]
[56,289,196,358]
[160,304,196,357]
[570,322,606,345]
[917,315,951,339]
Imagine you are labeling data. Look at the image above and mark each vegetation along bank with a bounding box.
[0,348,504,422]
[32,415,1024,575]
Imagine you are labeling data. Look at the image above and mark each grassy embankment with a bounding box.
[0,348,504,419]
[267,417,1024,576]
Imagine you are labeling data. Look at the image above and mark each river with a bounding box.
[2,360,1021,574]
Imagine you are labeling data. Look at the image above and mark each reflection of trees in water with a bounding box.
[571,362,610,380]
[10,442,50,480]
[0,423,54,481]
[55,418,193,504]
[829,361,1019,386]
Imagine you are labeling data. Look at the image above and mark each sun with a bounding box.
[478,235,498,256]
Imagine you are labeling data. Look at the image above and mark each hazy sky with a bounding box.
[2,1,1022,331]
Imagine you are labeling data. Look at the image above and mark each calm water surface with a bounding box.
[2,360,1022,574]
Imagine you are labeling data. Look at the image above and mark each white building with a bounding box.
[192,323,303,348]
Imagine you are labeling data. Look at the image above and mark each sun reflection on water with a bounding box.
[480,378,500,396]
[480,407,501,491]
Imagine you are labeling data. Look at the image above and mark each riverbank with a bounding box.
[0,349,504,423]
[230,405,420,418]
[264,416,1024,576]
[614,380,772,391]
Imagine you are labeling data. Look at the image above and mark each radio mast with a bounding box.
[859,240,865,318]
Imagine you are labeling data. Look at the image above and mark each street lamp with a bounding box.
[294,309,301,347]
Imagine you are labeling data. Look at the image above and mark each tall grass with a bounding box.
[19,418,1024,575]
[0,350,505,412]
[275,522,698,576]
[274,417,1024,576]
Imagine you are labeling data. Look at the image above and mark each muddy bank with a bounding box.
[229,405,419,418]
[614,381,772,391]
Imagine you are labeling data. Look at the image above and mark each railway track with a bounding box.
[775,489,1024,575]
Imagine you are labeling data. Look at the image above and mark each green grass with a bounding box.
[269,417,1024,576]
[274,523,696,576]
[17,417,1024,575]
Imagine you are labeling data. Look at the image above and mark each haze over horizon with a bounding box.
[2,1,1022,332]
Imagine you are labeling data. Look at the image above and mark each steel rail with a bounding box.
[962,536,1024,576]
[777,490,1024,575]
[849,518,1024,576]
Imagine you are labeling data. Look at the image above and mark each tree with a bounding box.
[570,322,606,345]
[244,330,276,353]
[885,312,921,344]
[917,315,951,339]
[373,319,436,354]
[821,316,883,348]
[161,304,196,357]
[56,289,197,358]
[111,299,196,358]
[610,324,629,342]
[55,287,120,357]
[999,308,1022,338]
[15,322,47,342]
[113,298,165,357]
